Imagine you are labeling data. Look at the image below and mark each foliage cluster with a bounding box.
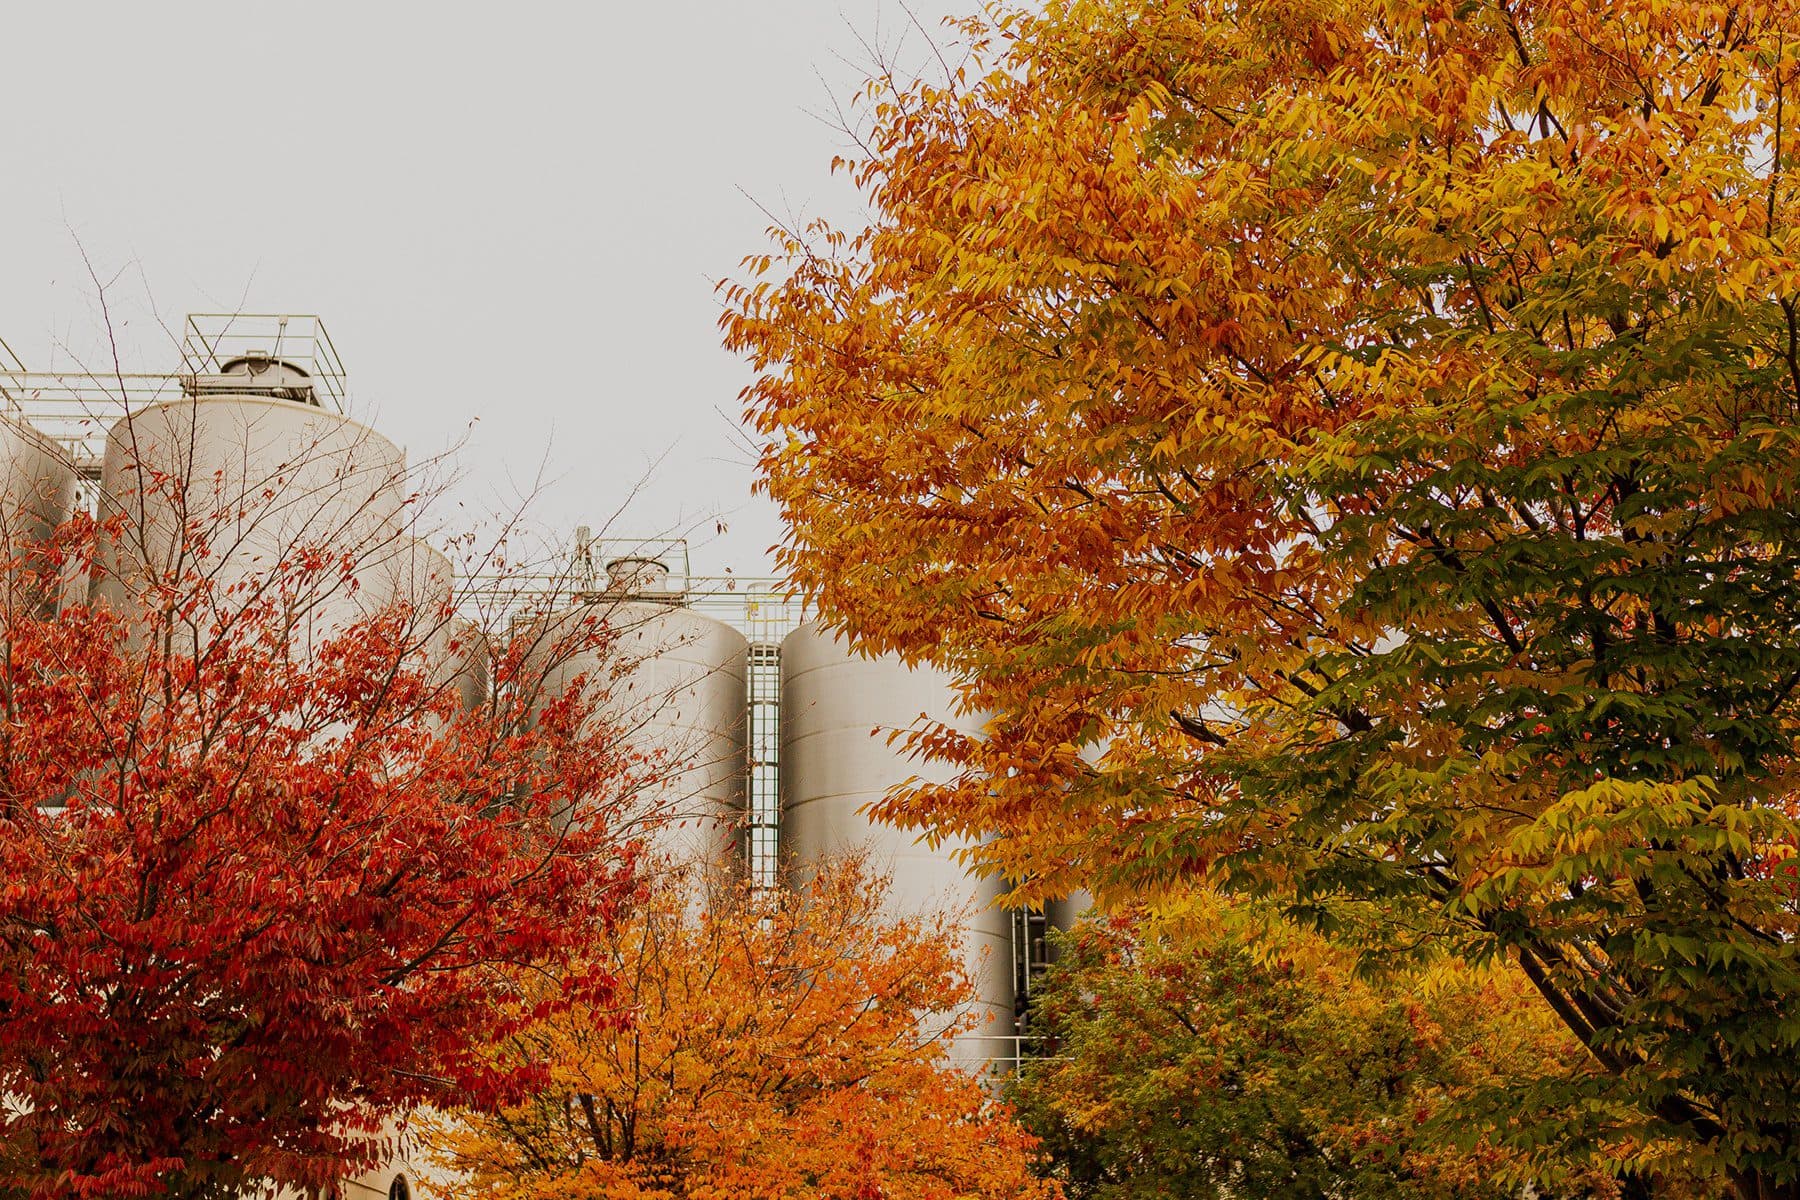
[1013,899,1713,1200]
[0,463,645,1197]
[430,857,1058,1200]
[723,0,1800,1193]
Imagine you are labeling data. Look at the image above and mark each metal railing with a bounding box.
[962,1032,1062,1078]
[0,313,348,478]
[459,565,808,645]
[180,313,347,409]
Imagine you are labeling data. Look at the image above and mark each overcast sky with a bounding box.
[0,1,976,581]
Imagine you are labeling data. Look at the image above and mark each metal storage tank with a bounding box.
[1043,891,1095,936]
[92,357,406,648]
[526,560,749,868]
[324,533,490,712]
[448,619,490,711]
[778,623,1013,1073]
[376,535,452,625]
[0,414,77,615]
[375,535,461,694]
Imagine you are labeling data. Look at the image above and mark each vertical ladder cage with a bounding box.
[745,642,782,889]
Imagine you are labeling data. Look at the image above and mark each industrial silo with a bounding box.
[778,623,1014,1073]
[0,414,78,615]
[526,558,748,868]
[375,534,452,637]
[447,620,490,711]
[92,356,406,648]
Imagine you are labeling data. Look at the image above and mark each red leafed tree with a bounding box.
[0,403,650,1200]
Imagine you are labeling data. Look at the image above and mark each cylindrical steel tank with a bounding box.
[778,623,1013,1073]
[1042,891,1095,936]
[376,535,450,658]
[379,535,451,595]
[448,619,490,711]
[373,535,491,713]
[527,599,748,867]
[92,389,405,649]
[0,414,78,615]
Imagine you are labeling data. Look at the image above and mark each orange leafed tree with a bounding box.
[723,0,1800,1193]
[429,857,1060,1200]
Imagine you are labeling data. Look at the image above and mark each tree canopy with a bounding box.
[0,486,644,1198]
[429,857,1058,1200]
[722,0,1800,1193]
[1013,897,1704,1200]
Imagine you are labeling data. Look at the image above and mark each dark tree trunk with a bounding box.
[1730,1169,1800,1200]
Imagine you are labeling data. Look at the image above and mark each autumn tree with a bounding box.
[1012,898,1707,1200]
[429,855,1059,1200]
[723,0,1800,1194]
[0,399,651,1198]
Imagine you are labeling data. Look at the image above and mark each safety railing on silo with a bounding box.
[180,314,348,411]
[0,314,349,499]
[959,1031,1062,1080]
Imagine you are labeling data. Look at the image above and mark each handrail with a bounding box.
[0,313,349,476]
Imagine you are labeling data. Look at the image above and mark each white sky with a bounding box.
[0,1,977,580]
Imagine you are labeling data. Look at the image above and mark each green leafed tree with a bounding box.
[1012,899,1716,1200]
[722,0,1800,1193]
